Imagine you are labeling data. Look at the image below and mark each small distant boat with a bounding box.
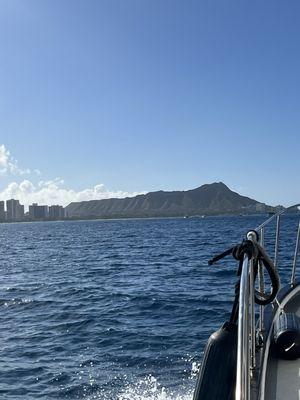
[193,203,300,400]
[184,215,189,219]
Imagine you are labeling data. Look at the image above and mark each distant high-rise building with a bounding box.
[49,205,65,219]
[0,201,5,221]
[29,203,37,219]
[16,204,25,220]
[29,203,49,220]
[6,199,24,221]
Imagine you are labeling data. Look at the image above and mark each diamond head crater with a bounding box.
[65,182,279,220]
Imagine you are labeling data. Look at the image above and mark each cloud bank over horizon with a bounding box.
[0,179,145,210]
[0,144,146,210]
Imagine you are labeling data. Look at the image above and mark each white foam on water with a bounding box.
[117,375,193,400]
[85,374,194,400]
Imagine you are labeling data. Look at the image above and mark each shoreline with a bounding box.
[0,212,282,225]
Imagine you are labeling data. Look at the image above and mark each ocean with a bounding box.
[0,215,299,399]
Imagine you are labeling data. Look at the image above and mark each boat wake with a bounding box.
[85,375,194,400]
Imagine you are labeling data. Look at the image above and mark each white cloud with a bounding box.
[0,144,32,176]
[0,144,146,209]
[0,179,146,210]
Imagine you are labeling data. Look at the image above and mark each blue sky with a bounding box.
[0,0,299,207]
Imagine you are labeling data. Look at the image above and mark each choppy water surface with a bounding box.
[0,215,299,399]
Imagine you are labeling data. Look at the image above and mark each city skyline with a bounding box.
[1,1,300,206]
[0,198,66,222]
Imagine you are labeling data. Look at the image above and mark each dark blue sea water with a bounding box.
[0,215,299,399]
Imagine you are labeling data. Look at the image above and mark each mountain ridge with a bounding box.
[65,182,271,219]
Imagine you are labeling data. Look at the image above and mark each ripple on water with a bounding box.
[0,215,298,399]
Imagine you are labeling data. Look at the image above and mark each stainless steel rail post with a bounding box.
[274,214,281,268]
[291,220,300,285]
[249,257,256,371]
[236,254,251,400]
[259,228,265,334]
[247,231,257,372]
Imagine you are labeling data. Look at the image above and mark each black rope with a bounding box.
[208,234,280,306]
[229,268,242,324]
[208,247,234,266]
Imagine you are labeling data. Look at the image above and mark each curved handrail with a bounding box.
[235,254,252,400]
[236,205,300,400]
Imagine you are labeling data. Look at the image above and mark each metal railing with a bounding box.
[235,238,256,400]
[235,205,300,400]
[291,220,300,285]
